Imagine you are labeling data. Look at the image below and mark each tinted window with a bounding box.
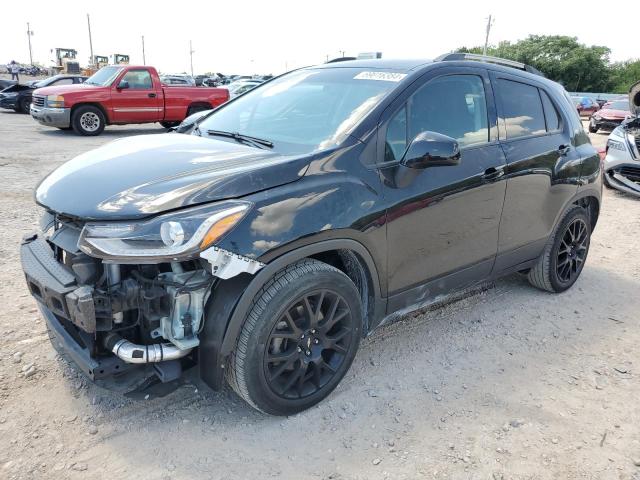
[52,78,73,86]
[540,90,561,132]
[498,79,546,139]
[385,74,489,161]
[121,70,153,89]
[385,106,408,161]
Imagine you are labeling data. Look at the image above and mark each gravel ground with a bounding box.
[0,110,639,480]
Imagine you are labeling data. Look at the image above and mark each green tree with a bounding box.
[458,35,612,92]
[608,60,640,94]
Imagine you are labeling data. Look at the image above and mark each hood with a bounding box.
[0,84,34,94]
[598,108,629,119]
[36,134,310,220]
[630,81,640,116]
[33,83,98,97]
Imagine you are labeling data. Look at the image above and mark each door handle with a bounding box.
[558,144,571,156]
[148,93,157,98]
[482,166,505,181]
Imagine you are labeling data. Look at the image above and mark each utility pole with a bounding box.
[141,35,146,65]
[483,15,494,56]
[339,50,345,58]
[26,23,34,65]
[189,40,194,77]
[87,14,94,67]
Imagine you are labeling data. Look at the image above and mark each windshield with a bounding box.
[605,101,628,111]
[198,68,403,154]
[85,66,123,86]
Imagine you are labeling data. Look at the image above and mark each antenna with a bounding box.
[142,35,146,65]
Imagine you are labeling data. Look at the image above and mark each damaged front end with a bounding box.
[20,201,263,396]
[603,82,640,196]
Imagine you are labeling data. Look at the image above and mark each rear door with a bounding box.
[491,71,581,271]
[111,69,162,123]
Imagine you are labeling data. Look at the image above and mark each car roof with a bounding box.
[312,58,432,72]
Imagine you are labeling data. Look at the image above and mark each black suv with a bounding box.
[21,54,601,415]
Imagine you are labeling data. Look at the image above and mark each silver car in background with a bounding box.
[603,82,640,197]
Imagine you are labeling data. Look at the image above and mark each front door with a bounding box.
[111,69,162,123]
[379,67,507,310]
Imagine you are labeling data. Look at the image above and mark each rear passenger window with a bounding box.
[497,79,546,139]
[540,90,561,132]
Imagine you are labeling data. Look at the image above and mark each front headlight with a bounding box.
[46,95,65,108]
[3,92,18,97]
[78,201,251,263]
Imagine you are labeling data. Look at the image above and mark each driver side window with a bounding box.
[384,74,489,162]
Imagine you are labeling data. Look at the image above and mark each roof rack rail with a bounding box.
[435,53,545,77]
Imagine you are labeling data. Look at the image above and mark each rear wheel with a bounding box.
[18,97,30,114]
[227,259,362,415]
[528,206,591,292]
[71,105,105,136]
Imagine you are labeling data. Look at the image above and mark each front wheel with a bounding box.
[528,206,591,292]
[227,259,362,415]
[588,118,599,133]
[160,121,179,129]
[71,105,105,136]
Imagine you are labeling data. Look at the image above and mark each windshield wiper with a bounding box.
[206,130,273,149]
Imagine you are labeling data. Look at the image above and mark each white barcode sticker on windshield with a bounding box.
[354,71,407,82]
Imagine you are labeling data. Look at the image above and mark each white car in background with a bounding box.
[223,79,263,99]
[603,81,640,197]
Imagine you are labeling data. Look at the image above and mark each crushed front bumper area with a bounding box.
[20,233,197,396]
[604,164,640,197]
[30,105,71,128]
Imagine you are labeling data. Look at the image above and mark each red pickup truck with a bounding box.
[30,65,229,135]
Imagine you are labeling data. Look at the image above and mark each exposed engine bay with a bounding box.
[20,211,263,394]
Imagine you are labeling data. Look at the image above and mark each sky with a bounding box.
[1,0,636,76]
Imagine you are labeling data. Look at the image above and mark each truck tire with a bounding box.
[160,121,180,129]
[528,206,591,293]
[71,105,105,136]
[227,259,363,415]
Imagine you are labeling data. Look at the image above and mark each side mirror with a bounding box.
[401,131,461,169]
[117,80,130,90]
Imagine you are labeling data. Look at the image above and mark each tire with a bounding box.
[71,105,105,136]
[160,121,179,129]
[528,206,591,293]
[18,97,30,114]
[227,259,363,415]
[588,118,598,133]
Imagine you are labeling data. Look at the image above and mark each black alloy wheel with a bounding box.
[555,218,589,284]
[528,205,591,293]
[227,259,362,415]
[264,289,353,400]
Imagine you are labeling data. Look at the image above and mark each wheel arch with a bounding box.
[70,102,110,124]
[198,239,384,390]
[186,101,212,116]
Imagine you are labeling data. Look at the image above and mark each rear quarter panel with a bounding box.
[162,87,229,121]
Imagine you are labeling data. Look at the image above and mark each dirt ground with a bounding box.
[0,110,638,480]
